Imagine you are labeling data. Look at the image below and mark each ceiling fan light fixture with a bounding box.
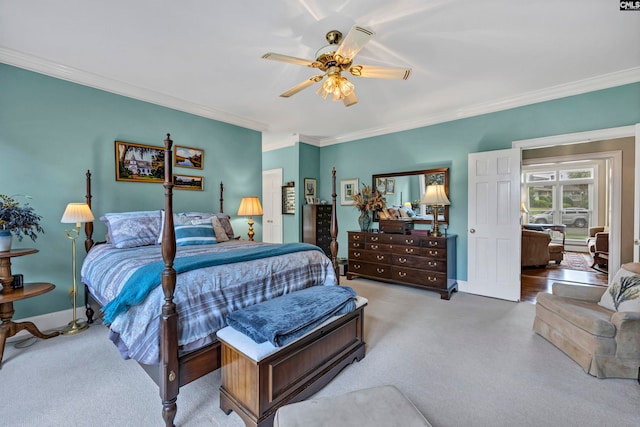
[317,72,354,101]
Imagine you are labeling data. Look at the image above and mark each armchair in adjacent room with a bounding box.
[521,229,551,267]
[587,226,609,269]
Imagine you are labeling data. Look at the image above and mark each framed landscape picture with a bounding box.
[340,178,358,205]
[115,141,164,183]
[173,174,204,191]
[174,145,204,169]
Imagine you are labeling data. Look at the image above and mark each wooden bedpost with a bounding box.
[220,181,224,213]
[160,133,179,427]
[330,167,339,285]
[84,170,94,253]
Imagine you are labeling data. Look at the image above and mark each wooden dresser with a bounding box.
[302,204,332,256]
[346,231,458,300]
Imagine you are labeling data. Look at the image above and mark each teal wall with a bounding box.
[0,64,262,319]
[319,83,640,281]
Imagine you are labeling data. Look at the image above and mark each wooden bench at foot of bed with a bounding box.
[217,297,367,427]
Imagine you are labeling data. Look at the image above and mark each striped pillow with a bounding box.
[174,221,217,246]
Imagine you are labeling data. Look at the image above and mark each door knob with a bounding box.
[470,228,476,233]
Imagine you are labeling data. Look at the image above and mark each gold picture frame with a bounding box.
[115,141,164,183]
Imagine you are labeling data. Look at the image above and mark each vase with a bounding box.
[358,211,371,232]
[0,229,12,252]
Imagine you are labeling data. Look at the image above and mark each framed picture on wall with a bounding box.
[115,140,164,183]
[340,178,358,205]
[304,178,317,198]
[173,174,204,191]
[282,184,296,214]
[174,145,204,169]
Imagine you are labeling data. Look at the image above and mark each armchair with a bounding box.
[587,226,608,268]
[521,229,551,267]
[534,263,640,379]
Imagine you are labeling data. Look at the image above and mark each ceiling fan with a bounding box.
[262,26,411,107]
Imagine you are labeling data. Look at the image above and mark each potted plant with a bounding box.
[0,194,44,251]
[351,185,386,232]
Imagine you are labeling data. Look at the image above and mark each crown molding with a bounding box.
[3,48,638,151]
[311,67,640,147]
[0,48,268,133]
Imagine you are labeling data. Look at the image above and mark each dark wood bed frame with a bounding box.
[82,134,340,427]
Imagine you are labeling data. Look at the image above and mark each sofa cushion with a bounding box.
[598,264,640,312]
[536,292,616,338]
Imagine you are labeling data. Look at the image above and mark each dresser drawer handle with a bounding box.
[370,236,379,242]
[376,255,385,260]
[353,235,361,240]
[353,242,361,248]
[428,261,438,268]
[405,248,415,254]
[376,268,385,274]
[398,271,407,277]
[428,241,439,247]
[354,252,361,257]
[353,264,361,270]
[428,250,438,256]
[398,257,407,264]
[404,239,414,244]
[371,244,378,249]
[428,276,437,282]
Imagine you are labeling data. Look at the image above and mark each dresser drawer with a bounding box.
[348,261,392,279]
[391,253,424,269]
[349,232,366,243]
[366,233,394,244]
[422,238,447,249]
[421,247,447,259]
[349,249,391,264]
[391,267,448,289]
[390,245,421,256]
[349,240,365,250]
[423,258,447,273]
[366,242,391,251]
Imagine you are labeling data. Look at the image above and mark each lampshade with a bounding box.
[317,69,354,101]
[520,202,529,213]
[61,203,95,224]
[421,185,451,206]
[404,202,412,208]
[237,197,263,217]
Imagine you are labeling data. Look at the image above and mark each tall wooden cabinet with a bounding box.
[302,204,332,257]
[346,231,458,300]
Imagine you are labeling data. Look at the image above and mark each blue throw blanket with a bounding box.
[226,285,357,347]
[101,242,322,324]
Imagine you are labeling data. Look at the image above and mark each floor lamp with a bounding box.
[60,202,94,335]
[237,196,263,241]
[421,184,450,237]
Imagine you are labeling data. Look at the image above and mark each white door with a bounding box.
[468,148,521,301]
[262,168,283,243]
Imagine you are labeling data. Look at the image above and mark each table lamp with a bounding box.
[237,196,263,241]
[421,184,450,237]
[60,202,94,335]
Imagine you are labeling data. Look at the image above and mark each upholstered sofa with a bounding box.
[521,229,551,267]
[534,263,640,379]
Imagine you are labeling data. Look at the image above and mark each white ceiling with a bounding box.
[1,1,639,150]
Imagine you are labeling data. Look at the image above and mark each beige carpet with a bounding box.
[3,278,638,426]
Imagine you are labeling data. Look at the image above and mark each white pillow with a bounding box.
[598,265,640,312]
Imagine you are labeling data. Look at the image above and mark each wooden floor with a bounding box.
[521,253,608,303]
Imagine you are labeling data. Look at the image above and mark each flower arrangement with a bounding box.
[0,194,44,241]
[351,184,386,213]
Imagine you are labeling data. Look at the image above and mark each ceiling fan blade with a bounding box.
[335,26,374,63]
[343,91,358,107]
[279,75,324,98]
[349,64,411,80]
[262,53,321,68]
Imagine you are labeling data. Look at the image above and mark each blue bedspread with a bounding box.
[102,242,321,324]
[226,285,357,347]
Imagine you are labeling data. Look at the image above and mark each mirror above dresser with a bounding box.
[372,167,449,225]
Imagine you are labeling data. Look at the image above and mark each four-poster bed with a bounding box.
[81,134,345,426]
